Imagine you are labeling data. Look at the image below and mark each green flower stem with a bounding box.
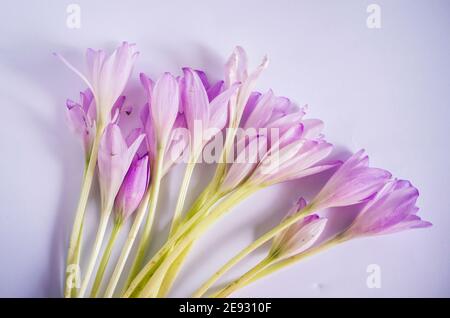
[244,237,344,287]
[103,149,163,298]
[168,157,197,236]
[156,244,193,297]
[136,186,257,297]
[211,237,343,298]
[90,220,122,298]
[156,193,222,297]
[64,129,102,298]
[123,191,223,297]
[103,189,150,297]
[185,181,215,219]
[192,252,271,298]
[123,148,164,287]
[192,204,316,298]
[77,207,112,298]
[213,256,273,298]
[69,218,84,298]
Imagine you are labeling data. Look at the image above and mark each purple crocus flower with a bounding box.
[162,113,190,175]
[97,123,145,211]
[56,42,139,125]
[220,134,268,192]
[247,129,337,186]
[225,46,269,125]
[139,104,156,163]
[66,88,132,159]
[140,96,189,176]
[147,72,180,148]
[191,70,225,101]
[219,91,338,191]
[180,67,240,155]
[65,89,96,159]
[341,179,432,239]
[270,198,328,260]
[114,154,150,222]
[310,150,391,211]
[241,90,303,133]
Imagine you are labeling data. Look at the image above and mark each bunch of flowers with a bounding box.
[57,42,431,298]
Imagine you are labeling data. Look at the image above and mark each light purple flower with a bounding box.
[98,123,145,211]
[219,99,338,191]
[241,90,303,132]
[149,72,180,148]
[162,113,190,175]
[114,155,149,222]
[220,134,268,192]
[140,96,189,175]
[139,102,156,163]
[225,46,269,125]
[65,89,96,158]
[207,80,225,101]
[180,68,240,155]
[251,143,337,186]
[56,42,139,125]
[269,198,327,260]
[184,69,225,101]
[342,179,432,239]
[310,150,391,210]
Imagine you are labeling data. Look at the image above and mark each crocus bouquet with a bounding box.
[57,42,431,298]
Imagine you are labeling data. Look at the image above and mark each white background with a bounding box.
[0,0,449,297]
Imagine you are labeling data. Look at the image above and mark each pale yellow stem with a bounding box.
[64,129,102,298]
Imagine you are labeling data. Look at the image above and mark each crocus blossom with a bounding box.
[310,150,391,211]
[57,42,139,125]
[98,123,145,211]
[341,179,432,239]
[162,113,189,175]
[140,101,189,176]
[219,90,337,191]
[220,134,268,192]
[114,155,150,222]
[241,90,303,133]
[58,43,432,299]
[248,136,337,186]
[148,72,180,148]
[269,198,327,260]
[180,67,240,154]
[225,46,269,127]
[66,89,96,158]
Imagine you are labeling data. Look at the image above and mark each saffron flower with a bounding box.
[114,154,150,222]
[225,46,269,123]
[147,72,180,148]
[162,113,190,175]
[220,95,337,191]
[139,101,189,174]
[341,179,432,239]
[180,67,240,151]
[57,43,432,299]
[98,123,145,212]
[269,198,327,260]
[310,149,391,211]
[65,89,96,159]
[90,154,149,297]
[219,134,269,192]
[216,180,432,297]
[57,42,139,125]
[78,123,144,298]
